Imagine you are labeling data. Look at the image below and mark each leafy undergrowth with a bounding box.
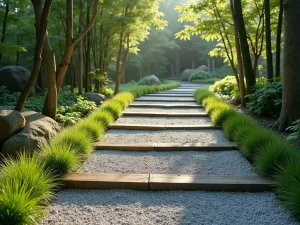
[194,87,300,221]
[0,81,179,224]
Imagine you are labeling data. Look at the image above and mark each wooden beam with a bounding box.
[94,142,238,151]
[149,174,275,192]
[62,172,149,190]
[122,112,208,117]
[109,124,220,130]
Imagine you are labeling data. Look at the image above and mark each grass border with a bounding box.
[0,81,180,224]
[194,87,300,221]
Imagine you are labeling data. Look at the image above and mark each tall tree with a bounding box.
[275,0,284,78]
[265,0,274,81]
[275,0,300,131]
[0,0,9,64]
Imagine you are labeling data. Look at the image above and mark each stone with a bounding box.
[0,110,26,144]
[182,69,194,81]
[83,92,106,106]
[0,65,35,93]
[138,75,161,85]
[1,111,60,157]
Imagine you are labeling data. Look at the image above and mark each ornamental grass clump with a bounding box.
[223,114,257,141]
[276,160,300,218]
[90,110,115,127]
[194,88,214,104]
[205,101,229,115]
[239,128,276,160]
[75,119,104,142]
[39,142,80,178]
[51,129,93,157]
[254,140,298,177]
[101,101,123,120]
[211,107,237,126]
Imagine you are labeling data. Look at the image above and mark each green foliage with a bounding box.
[223,114,257,141]
[76,119,104,142]
[138,76,160,86]
[286,120,300,141]
[191,78,220,84]
[211,108,237,126]
[254,140,298,177]
[101,101,123,121]
[189,69,211,82]
[211,76,238,97]
[277,160,300,218]
[39,143,80,178]
[194,88,214,104]
[0,42,27,60]
[246,82,282,118]
[89,110,115,127]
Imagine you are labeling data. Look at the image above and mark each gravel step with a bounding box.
[102,130,231,145]
[122,112,208,117]
[145,94,194,97]
[134,99,196,102]
[136,96,195,101]
[115,116,212,125]
[125,107,204,113]
[131,101,199,105]
[109,124,219,130]
[128,104,201,108]
[41,190,297,225]
[79,151,256,176]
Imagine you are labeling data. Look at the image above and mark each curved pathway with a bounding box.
[41,83,297,225]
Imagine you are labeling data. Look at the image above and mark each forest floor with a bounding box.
[40,83,297,225]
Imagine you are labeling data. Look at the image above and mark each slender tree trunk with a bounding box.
[114,29,124,95]
[265,0,274,81]
[0,2,10,65]
[233,0,256,94]
[85,2,91,92]
[230,0,246,107]
[15,0,52,112]
[275,0,300,131]
[253,55,259,77]
[275,0,284,79]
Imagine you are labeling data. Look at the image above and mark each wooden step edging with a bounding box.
[122,112,208,117]
[145,94,194,97]
[135,99,196,102]
[94,142,239,151]
[62,173,275,192]
[129,104,202,108]
[109,124,220,130]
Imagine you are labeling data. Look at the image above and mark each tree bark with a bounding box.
[275,0,300,131]
[265,0,274,81]
[233,0,256,94]
[15,0,52,112]
[0,2,10,65]
[275,0,284,78]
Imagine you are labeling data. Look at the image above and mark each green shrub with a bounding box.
[189,69,211,82]
[194,88,214,104]
[287,119,300,141]
[39,143,80,178]
[101,101,123,120]
[239,128,276,159]
[51,129,93,157]
[0,181,43,225]
[90,110,115,127]
[0,154,55,204]
[223,114,257,141]
[211,76,238,97]
[76,119,104,141]
[211,108,237,126]
[138,75,160,85]
[277,160,300,218]
[205,101,229,115]
[246,82,282,118]
[254,140,298,177]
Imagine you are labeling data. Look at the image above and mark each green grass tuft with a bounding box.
[276,160,300,218]
[90,110,115,127]
[101,101,123,120]
[39,142,80,178]
[194,88,214,104]
[254,140,298,177]
[211,108,237,126]
[75,119,104,141]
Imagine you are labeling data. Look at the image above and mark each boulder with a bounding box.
[0,110,26,144]
[83,92,106,106]
[182,69,194,81]
[138,75,161,85]
[0,65,35,93]
[1,111,60,157]
[198,65,208,71]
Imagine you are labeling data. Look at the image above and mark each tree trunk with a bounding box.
[85,2,91,92]
[253,54,259,77]
[265,0,274,81]
[233,0,256,94]
[275,0,300,131]
[114,29,124,95]
[15,0,52,112]
[230,0,246,107]
[0,2,10,65]
[275,0,284,79]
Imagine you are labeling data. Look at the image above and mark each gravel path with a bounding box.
[115,116,212,125]
[136,97,195,101]
[103,130,231,144]
[40,190,297,225]
[79,151,256,176]
[125,107,205,113]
